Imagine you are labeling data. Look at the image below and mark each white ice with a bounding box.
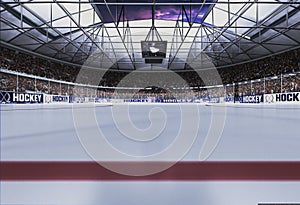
[1,103,300,205]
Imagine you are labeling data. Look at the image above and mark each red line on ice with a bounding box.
[1,161,300,181]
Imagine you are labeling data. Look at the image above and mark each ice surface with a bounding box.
[1,103,300,161]
[1,103,300,205]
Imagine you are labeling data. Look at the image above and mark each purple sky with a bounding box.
[97,4,210,23]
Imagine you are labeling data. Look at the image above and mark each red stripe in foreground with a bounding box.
[1,161,300,181]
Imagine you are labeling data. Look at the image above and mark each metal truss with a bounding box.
[0,0,299,70]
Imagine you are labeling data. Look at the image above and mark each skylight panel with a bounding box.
[29,3,51,22]
[242,4,256,21]
[52,3,68,20]
[229,0,245,15]
[257,3,281,21]
[80,10,97,27]
[21,7,44,25]
[62,2,79,14]
[211,8,228,26]
[235,17,254,34]
[52,16,71,34]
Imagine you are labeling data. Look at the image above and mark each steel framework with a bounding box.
[0,0,299,70]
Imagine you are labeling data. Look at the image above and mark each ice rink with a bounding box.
[1,103,300,205]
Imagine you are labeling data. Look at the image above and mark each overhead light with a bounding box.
[239,34,251,40]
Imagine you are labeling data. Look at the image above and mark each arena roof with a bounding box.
[0,0,299,70]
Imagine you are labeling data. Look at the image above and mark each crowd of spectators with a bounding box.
[218,48,300,84]
[1,45,300,99]
[0,47,79,82]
